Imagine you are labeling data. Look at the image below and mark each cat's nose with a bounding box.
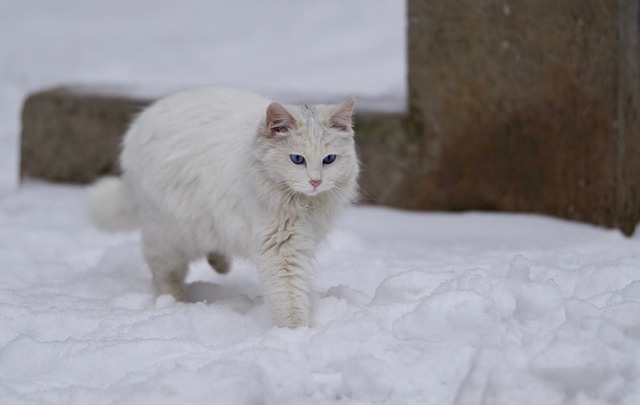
[309,179,322,189]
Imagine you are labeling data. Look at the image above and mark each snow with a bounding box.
[2,1,640,404]
[2,183,640,404]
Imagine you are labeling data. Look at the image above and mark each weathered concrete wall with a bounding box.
[21,88,148,183]
[406,0,640,234]
[616,0,640,235]
[352,112,408,205]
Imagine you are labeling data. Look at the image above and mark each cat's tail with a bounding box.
[87,176,139,232]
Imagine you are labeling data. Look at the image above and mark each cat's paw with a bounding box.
[153,275,186,302]
[284,319,309,329]
[207,252,231,274]
[274,308,310,329]
[156,285,185,302]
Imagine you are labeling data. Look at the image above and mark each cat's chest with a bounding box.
[190,189,333,258]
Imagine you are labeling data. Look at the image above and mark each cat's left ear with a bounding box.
[330,97,356,133]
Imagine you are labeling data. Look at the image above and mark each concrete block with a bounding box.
[406,0,640,234]
[20,87,149,183]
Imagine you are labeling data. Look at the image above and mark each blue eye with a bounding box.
[323,154,337,164]
[290,154,305,165]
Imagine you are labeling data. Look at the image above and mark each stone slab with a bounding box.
[20,88,149,183]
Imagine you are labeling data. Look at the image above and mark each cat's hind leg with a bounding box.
[207,252,231,274]
[141,232,189,301]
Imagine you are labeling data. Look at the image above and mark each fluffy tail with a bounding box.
[87,176,139,232]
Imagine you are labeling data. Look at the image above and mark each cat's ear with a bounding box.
[330,97,356,132]
[265,102,296,137]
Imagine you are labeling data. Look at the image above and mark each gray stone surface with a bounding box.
[21,88,149,183]
[616,0,640,235]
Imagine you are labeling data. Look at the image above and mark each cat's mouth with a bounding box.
[287,180,332,198]
[299,185,328,197]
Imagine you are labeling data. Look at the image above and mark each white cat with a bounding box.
[88,87,359,328]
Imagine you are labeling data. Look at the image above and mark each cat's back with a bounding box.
[145,86,269,123]
[124,87,269,151]
[119,87,271,256]
[121,87,270,186]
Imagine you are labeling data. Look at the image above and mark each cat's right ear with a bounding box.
[329,97,356,133]
[265,103,296,137]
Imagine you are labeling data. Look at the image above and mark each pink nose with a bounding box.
[309,179,322,189]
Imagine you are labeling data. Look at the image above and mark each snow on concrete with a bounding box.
[2,1,640,404]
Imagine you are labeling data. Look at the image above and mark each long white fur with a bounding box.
[87,176,139,231]
[87,87,359,328]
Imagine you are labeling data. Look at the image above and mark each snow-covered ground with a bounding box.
[2,2,640,404]
[2,183,640,404]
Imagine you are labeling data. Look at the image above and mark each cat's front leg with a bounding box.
[257,221,315,328]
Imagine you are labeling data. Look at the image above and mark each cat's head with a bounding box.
[254,98,359,199]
